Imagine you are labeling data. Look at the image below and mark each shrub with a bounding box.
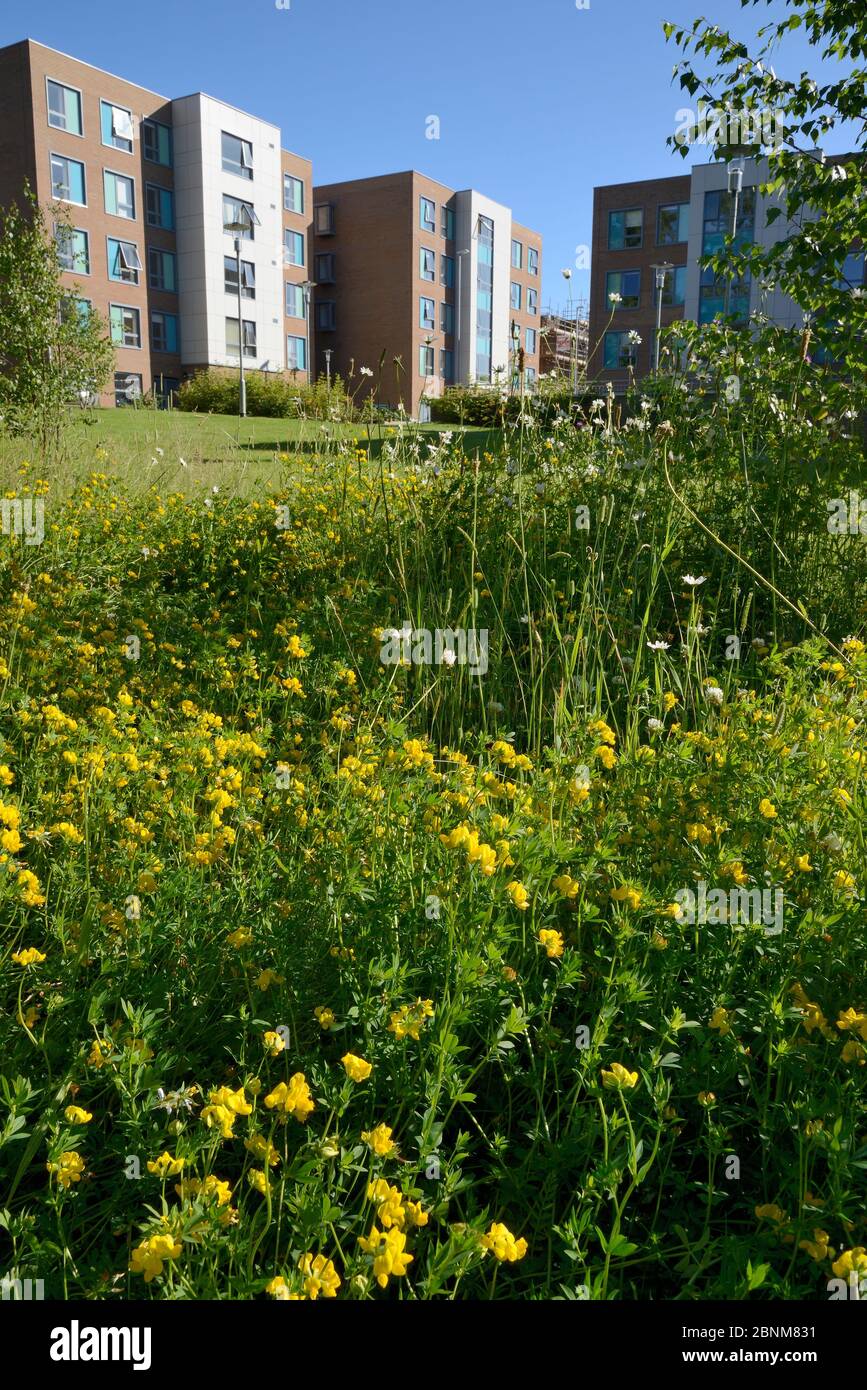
[177,367,355,420]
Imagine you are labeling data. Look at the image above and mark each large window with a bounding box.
[603,330,639,369]
[107,238,142,284]
[441,254,455,288]
[420,247,436,282]
[314,204,335,235]
[285,282,305,318]
[286,335,307,371]
[47,80,82,135]
[527,287,538,316]
[222,131,253,180]
[441,301,453,335]
[511,281,522,311]
[528,247,539,276]
[104,170,135,219]
[315,253,335,283]
[701,186,756,257]
[222,195,254,239]
[525,327,537,355]
[115,371,143,406]
[225,255,256,299]
[50,153,86,205]
[658,203,689,245]
[54,225,89,275]
[476,215,494,382]
[440,348,454,382]
[656,264,687,308]
[101,100,134,153]
[608,208,643,250]
[419,344,435,377]
[142,119,172,167]
[316,301,336,332]
[109,304,141,348]
[226,316,257,358]
[145,184,174,229]
[284,230,305,266]
[420,296,435,330]
[148,247,177,292]
[284,174,304,214]
[606,269,641,309]
[151,310,179,354]
[511,239,523,269]
[442,206,455,241]
[420,196,436,232]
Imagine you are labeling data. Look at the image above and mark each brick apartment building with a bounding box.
[588,157,866,386]
[0,38,313,406]
[310,171,543,417]
[539,311,588,380]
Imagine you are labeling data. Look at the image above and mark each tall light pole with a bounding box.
[225,203,260,417]
[651,262,674,373]
[300,279,317,384]
[724,158,745,319]
[324,348,332,390]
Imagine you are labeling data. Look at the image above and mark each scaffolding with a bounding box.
[540,299,589,383]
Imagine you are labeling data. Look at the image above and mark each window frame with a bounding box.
[54,224,90,276]
[100,99,134,154]
[283,228,305,267]
[420,196,436,233]
[315,300,336,332]
[107,236,142,285]
[314,204,335,235]
[104,167,136,220]
[511,239,523,270]
[606,268,641,310]
[222,193,255,240]
[420,247,436,283]
[148,246,177,293]
[114,370,143,406]
[46,77,83,137]
[419,296,436,331]
[142,118,173,167]
[109,302,142,349]
[283,173,305,214]
[419,343,435,377]
[221,131,254,181]
[151,309,179,354]
[315,252,335,284]
[286,334,307,371]
[285,282,305,318]
[657,202,689,247]
[527,247,539,276]
[608,207,644,251]
[49,152,87,206]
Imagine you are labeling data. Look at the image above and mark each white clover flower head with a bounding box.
[179,457,187,468]
[441,648,457,667]
[705,685,724,706]
[627,330,642,345]
[608,291,622,304]
[647,717,665,733]
[682,574,707,587]
[359,366,374,377]
[647,640,670,652]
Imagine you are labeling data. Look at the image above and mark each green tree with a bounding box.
[0,185,114,452]
[666,0,866,372]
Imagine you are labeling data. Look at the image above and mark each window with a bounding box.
[153,375,180,408]
[104,170,135,219]
[148,247,177,292]
[142,119,172,167]
[699,271,751,326]
[527,287,538,316]
[528,247,539,275]
[226,316,257,358]
[441,301,453,334]
[316,301,336,331]
[420,296,435,330]
[658,203,689,245]
[606,269,641,309]
[315,253,335,283]
[284,230,305,266]
[222,131,253,180]
[285,282,305,318]
[47,80,82,135]
[60,297,92,325]
[147,184,175,229]
[151,310,179,353]
[225,256,256,298]
[477,216,495,382]
[701,186,756,257]
[419,344,435,377]
[101,100,134,152]
[512,239,523,269]
[420,196,436,232]
[286,334,307,370]
[441,255,454,288]
[107,238,142,284]
[54,225,89,275]
[420,247,436,282]
[525,327,537,355]
[109,304,141,348]
[525,366,537,387]
[223,194,254,239]
[440,348,454,382]
[284,173,304,214]
[510,281,522,311]
[608,208,643,250]
[115,371,143,406]
[442,206,455,240]
[603,330,639,369]
[314,204,335,235]
[656,264,686,308]
[50,153,86,205]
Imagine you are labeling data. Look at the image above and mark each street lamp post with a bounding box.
[225,203,260,417]
[651,262,674,373]
[300,279,317,384]
[324,348,332,390]
[724,159,745,319]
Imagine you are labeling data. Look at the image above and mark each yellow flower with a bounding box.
[11,947,46,967]
[836,1008,867,1041]
[358,1225,413,1288]
[147,1152,185,1178]
[758,798,777,820]
[709,1007,731,1035]
[594,745,617,770]
[552,873,580,898]
[245,1133,281,1167]
[264,1073,315,1123]
[480,1222,528,1263]
[507,880,529,911]
[610,885,642,910]
[388,999,434,1041]
[129,1233,182,1283]
[601,1062,639,1090]
[314,1005,336,1030]
[698,1091,716,1107]
[833,870,857,894]
[795,854,813,872]
[255,969,284,991]
[662,691,678,712]
[226,927,253,949]
[361,1123,397,1157]
[538,929,564,959]
[64,1106,93,1125]
[755,1203,787,1225]
[247,1168,269,1194]
[263,1030,286,1056]
[342,1052,373,1082]
[299,1252,341,1300]
[87,1039,112,1068]
[265,1275,301,1300]
[47,1151,85,1188]
[831,1248,867,1280]
[799,1230,834,1263]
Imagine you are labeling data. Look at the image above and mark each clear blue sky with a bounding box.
[4,0,856,311]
